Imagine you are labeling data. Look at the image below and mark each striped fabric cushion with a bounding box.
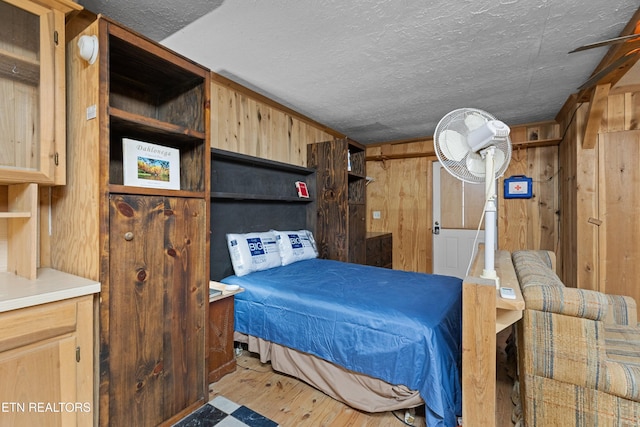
[523,310,609,390]
[605,294,638,326]
[523,285,609,321]
[513,250,609,321]
[605,325,640,366]
[605,361,640,402]
[512,250,558,289]
[524,373,640,425]
[605,324,640,342]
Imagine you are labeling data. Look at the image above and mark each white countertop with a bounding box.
[0,268,100,313]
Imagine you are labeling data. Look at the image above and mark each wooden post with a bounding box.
[462,276,497,426]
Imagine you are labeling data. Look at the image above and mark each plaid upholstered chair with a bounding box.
[513,250,640,426]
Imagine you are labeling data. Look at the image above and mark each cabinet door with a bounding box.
[208,296,236,383]
[0,0,67,184]
[107,194,206,426]
[0,335,78,426]
[0,296,93,427]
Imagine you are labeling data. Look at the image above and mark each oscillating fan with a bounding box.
[433,108,512,286]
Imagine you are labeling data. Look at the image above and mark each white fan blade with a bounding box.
[466,153,485,178]
[464,113,486,131]
[494,149,506,174]
[439,129,468,162]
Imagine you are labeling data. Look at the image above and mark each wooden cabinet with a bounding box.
[0,0,81,280]
[0,0,81,185]
[0,295,94,426]
[52,16,210,427]
[208,295,236,383]
[366,232,392,268]
[308,138,366,264]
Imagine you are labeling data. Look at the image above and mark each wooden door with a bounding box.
[107,194,206,426]
[599,131,640,303]
[432,162,487,278]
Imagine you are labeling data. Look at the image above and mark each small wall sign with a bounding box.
[295,181,309,198]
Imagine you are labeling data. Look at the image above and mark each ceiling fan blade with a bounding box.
[569,33,640,54]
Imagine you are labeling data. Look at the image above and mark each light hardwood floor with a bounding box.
[209,328,517,427]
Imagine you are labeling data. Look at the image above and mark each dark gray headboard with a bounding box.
[210,148,316,280]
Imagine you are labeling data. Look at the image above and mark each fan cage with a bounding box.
[433,108,512,184]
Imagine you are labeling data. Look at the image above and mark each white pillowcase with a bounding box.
[272,229,318,266]
[226,231,281,277]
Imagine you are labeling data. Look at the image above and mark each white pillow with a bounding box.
[226,231,281,277]
[272,229,318,266]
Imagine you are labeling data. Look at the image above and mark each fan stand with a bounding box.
[480,146,500,288]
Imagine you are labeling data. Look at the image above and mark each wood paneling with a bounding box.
[598,131,640,303]
[558,82,640,298]
[366,131,558,274]
[50,18,101,281]
[210,74,337,167]
[499,145,559,253]
[365,143,432,272]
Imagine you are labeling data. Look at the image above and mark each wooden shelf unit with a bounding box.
[54,16,210,427]
[308,138,367,264]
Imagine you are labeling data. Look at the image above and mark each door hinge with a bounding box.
[76,346,81,362]
[54,31,59,46]
[54,152,59,166]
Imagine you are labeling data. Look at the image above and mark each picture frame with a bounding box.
[123,138,180,190]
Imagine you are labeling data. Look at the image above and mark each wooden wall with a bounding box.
[558,87,640,304]
[366,123,560,273]
[366,141,433,272]
[210,74,340,166]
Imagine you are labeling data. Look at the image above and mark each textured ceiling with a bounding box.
[78,0,640,144]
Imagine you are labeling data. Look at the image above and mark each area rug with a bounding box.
[172,396,279,427]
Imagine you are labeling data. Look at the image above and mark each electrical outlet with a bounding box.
[372,211,381,219]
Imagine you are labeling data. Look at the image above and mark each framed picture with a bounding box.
[123,138,180,190]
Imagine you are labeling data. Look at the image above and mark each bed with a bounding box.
[210,148,463,427]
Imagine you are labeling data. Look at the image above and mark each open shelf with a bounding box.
[0,211,31,218]
[1,183,38,280]
[211,192,314,203]
[105,28,208,194]
[108,32,206,133]
[109,107,206,140]
[211,148,315,203]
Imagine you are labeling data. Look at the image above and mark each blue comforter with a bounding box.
[222,258,462,427]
